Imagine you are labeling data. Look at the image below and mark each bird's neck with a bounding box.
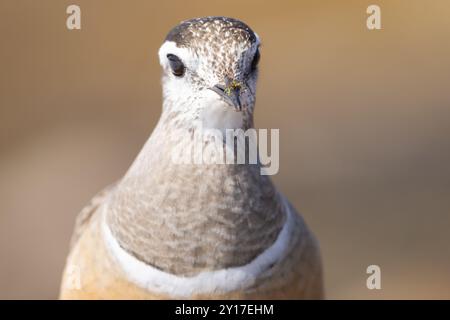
[105,108,285,276]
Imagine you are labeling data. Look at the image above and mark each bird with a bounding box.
[59,16,324,299]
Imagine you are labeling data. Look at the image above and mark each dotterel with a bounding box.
[60,16,324,299]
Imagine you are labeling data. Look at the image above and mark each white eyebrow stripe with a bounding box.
[158,41,198,71]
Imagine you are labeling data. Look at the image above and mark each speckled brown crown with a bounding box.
[165,16,258,48]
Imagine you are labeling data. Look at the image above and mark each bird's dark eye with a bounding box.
[251,48,260,71]
[167,54,185,77]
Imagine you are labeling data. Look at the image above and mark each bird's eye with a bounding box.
[251,48,260,71]
[167,54,185,77]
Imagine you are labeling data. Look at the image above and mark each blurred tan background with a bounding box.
[1,0,450,299]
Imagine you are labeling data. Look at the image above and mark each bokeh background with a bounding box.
[1,0,450,299]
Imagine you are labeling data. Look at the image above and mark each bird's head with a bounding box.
[158,17,260,130]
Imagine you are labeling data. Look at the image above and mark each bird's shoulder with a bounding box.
[69,183,117,249]
[279,195,324,298]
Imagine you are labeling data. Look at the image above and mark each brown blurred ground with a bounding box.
[1,0,450,299]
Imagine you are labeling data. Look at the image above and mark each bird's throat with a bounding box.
[104,113,285,276]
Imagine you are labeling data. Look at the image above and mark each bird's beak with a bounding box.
[209,81,243,111]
